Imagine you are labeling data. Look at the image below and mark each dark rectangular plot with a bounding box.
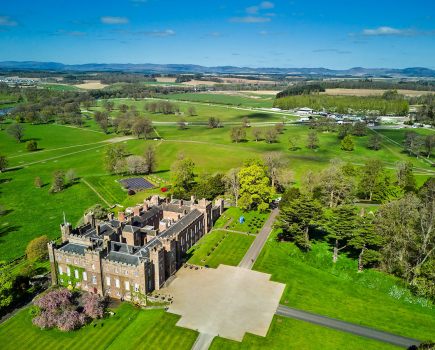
[118,177,155,191]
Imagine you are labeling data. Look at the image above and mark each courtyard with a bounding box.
[161,264,285,342]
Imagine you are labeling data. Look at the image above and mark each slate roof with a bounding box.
[160,209,203,239]
[59,243,87,255]
[106,251,140,266]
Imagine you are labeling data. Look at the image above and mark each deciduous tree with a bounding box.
[26,235,50,262]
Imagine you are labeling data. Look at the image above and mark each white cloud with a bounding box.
[141,29,175,37]
[259,1,275,9]
[229,16,271,23]
[101,16,129,25]
[245,2,274,14]
[0,16,17,26]
[362,26,413,36]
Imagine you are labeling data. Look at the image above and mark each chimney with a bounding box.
[96,224,101,235]
[179,199,183,207]
[190,195,195,203]
[143,202,149,212]
[107,212,114,221]
[133,206,140,217]
[118,212,126,222]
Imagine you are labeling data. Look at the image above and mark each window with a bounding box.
[134,271,138,277]
[82,271,87,281]
[66,267,71,276]
[125,281,130,290]
[106,276,111,286]
[66,258,70,263]
[92,275,97,285]
[124,270,129,276]
[58,266,63,275]
[134,283,139,292]
[115,278,120,288]
[74,269,79,279]
[116,291,121,297]
[92,264,95,270]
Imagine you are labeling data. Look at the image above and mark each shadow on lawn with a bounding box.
[0,224,21,242]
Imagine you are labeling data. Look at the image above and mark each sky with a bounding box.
[0,0,434,69]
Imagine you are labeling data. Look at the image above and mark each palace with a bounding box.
[48,195,224,301]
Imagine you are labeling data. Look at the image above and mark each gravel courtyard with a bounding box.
[163,264,285,341]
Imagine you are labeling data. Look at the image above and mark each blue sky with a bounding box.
[0,0,434,68]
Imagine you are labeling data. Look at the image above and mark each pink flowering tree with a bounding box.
[82,292,105,319]
[32,288,104,331]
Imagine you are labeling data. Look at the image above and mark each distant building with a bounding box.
[48,196,224,301]
[296,107,314,115]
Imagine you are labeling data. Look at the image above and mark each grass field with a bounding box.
[252,233,435,341]
[210,315,400,350]
[187,230,254,268]
[323,88,435,97]
[0,303,198,350]
[93,97,285,123]
[40,83,82,91]
[160,93,274,108]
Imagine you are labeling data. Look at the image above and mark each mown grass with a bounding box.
[210,315,400,350]
[252,232,435,340]
[94,97,284,123]
[187,230,254,268]
[160,92,274,108]
[0,303,197,350]
[214,207,269,234]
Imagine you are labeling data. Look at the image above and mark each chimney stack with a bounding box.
[143,202,149,212]
[107,212,114,221]
[191,195,195,203]
[179,199,183,207]
[133,206,140,217]
[118,212,126,222]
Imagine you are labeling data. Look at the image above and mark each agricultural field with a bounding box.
[0,303,198,350]
[187,230,254,268]
[323,88,435,97]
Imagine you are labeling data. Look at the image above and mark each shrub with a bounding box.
[26,140,38,152]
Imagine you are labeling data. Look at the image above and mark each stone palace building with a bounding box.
[48,195,224,301]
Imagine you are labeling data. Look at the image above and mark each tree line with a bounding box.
[274,94,409,115]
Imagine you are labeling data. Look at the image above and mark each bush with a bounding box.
[26,140,38,152]
[25,235,50,262]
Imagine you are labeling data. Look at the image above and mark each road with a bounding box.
[191,333,215,350]
[238,208,279,269]
[276,305,421,348]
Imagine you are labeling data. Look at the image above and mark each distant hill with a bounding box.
[0,61,434,77]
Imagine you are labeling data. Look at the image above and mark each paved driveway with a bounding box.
[163,265,285,341]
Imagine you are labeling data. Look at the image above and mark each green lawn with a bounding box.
[160,92,274,108]
[214,207,269,234]
[210,315,400,350]
[0,303,197,350]
[252,233,435,341]
[187,230,254,268]
[94,97,285,123]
